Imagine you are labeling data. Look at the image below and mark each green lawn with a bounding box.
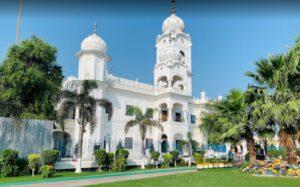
[88,168,300,187]
[0,171,103,184]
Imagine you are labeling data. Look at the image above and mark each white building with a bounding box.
[55,7,212,170]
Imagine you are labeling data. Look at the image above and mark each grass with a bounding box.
[0,166,166,184]
[0,171,104,184]
[87,168,300,187]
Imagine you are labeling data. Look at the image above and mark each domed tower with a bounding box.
[154,0,192,96]
[77,23,110,81]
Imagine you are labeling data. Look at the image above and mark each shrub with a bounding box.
[150,151,160,168]
[267,149,286,159]
[1,149,18,165]
[111,157,127,172]
[28,154,41,176]
[170,150,180,167]
[244,153,250,161]
[240,161,249,169]
[16,158,30,176]
[193,152,203,164]
[106,152,114,171]
[0,149,19,177]
[177,158,186,166]
[162,153,173,167]
[115,148,129,159]
[41,149,59,165]
[94,149,107,171]
[40,165,55,178]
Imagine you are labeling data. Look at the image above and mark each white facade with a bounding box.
[56,12,211,169]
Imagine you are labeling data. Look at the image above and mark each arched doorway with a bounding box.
[161,134,169,153]
[53,131,72,158]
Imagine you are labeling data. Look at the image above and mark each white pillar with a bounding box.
[168,107,173,122]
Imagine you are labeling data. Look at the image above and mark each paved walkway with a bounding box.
[4,167,197,187]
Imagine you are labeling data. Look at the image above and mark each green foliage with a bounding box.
[41,149,59,166]
[267,149,286,158]
[115,148,129,159]
[40,165,55,178]
[106,152,114,170]
[193,152,204,164]
[170,150,179,161]
[16,158,30,176]
[28,154,40,176]
[0,149,19,177]
[111,157,127,172]
[150,151,160,161]
[296,148,300,157]
[162,153,173,167]
[0,36,63,119]
[94,149,107,169]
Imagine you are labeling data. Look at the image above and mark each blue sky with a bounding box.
[0,1,300,98]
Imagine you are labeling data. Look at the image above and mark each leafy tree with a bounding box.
[94,149,107,172]
[246,39,300,164]
[0,36,63,119]
[106,152,114,171]
[28,154,40,176]
[57,80,113,173]
[124,106,163,169]
[150,151,160,168]
[170,150,180,167]
[201,89,271,165]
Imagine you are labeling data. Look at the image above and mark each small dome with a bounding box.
[81,33,107,53]
[162,13,185,33]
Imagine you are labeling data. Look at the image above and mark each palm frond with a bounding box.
[124,120,139,134]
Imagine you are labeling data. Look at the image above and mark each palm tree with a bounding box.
[124,106,163,169]
[57,80,113,173]
[246,50,300,164]
[201,89,270,165]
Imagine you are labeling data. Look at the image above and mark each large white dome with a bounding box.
[81,33,107,53]
[162,13,185,33]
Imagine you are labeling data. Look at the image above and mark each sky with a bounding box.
[0,0,300,98]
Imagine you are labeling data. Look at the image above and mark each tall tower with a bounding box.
[77,24,110,81]
[154,0,192,95]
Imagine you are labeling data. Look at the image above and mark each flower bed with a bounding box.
[241,159,300,177]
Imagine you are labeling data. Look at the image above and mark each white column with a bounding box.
[168,107,173,122]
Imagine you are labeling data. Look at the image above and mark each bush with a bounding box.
[193,152,203,164]
[0,149,19,177]
[150,151,160,168]
[94,149,107,171]
[170,150,180,167]
[111,157,127,172]
[28,154,41,176]
[267,149,286,159]
[40,165,55,178]
[41,149,59,165]
[177,158,186,167]
[16,158,30,176]
[106,152,114,171]
[240,161,250,169]
[150,151,160,161]
[115,148,129,159]
[1,149,18,165]
[162,153,173,167]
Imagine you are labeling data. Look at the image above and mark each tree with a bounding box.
[246,40,300,164]
[201,89,268,165]
[57,80,113,173]
[0,36,63,119]
[170,150,180,167]
[28,154,40,176]
[94,149,107,172]
[150,151,160,168]
[124,106,163,169]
